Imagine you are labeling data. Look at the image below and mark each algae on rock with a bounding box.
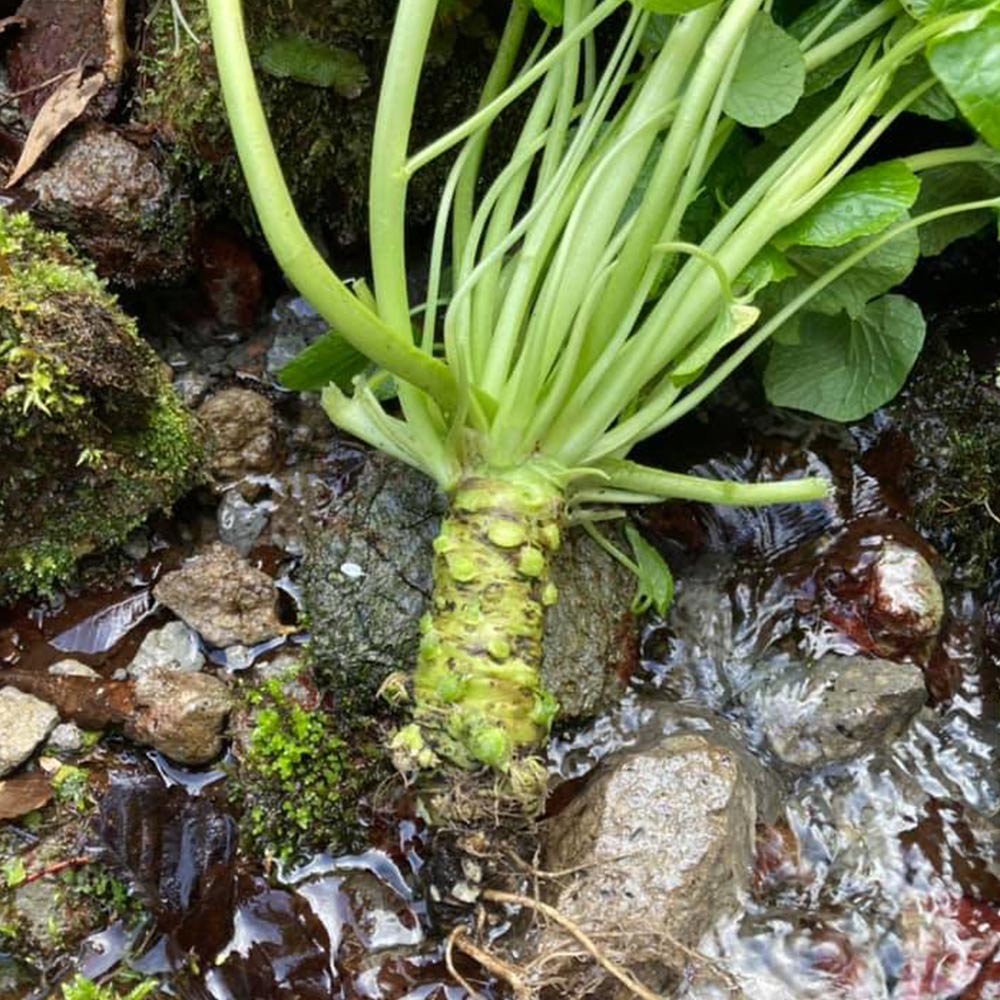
[138,0,504,243]
[0,209,203,601]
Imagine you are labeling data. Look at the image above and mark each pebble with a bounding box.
[48,659,99,678]
[0,688,59,777]
[127,620,205,678]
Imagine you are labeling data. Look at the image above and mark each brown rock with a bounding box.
[154,542,282,647]
[126,667,234,765]
[24,124,192,286]
[198,389,277,481]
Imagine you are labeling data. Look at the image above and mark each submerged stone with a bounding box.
[751,654,927,768]
[0,210,203,602]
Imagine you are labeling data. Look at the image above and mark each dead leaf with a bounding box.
[0,772,53,821]
[4,66,105,188]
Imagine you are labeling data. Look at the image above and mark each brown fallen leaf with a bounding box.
[0,772,53,821]
[4,66,105,188]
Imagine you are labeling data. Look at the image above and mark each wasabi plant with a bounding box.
[208,0,1000,813]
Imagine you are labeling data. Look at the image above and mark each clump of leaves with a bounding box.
[237,677,370,864]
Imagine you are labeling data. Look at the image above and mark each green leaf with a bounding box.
[777,162,921,249]
[928,12,1000,149]
[640,15,672,54]
[259,36,369,98]
[912,162,1000,255]
[764,226,921,317]
[531,0,564,25]
[723,13,806,127]
[763,294,926,420]
[634,0,718,14]
[279,331,370,391]
[736,245,797,297]
[900,0,989,19]
[625,524,675,617]
[787,0,875,96]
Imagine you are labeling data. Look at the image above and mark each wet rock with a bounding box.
[0,687,59,776]
[48,659,98,678]
[127,620,205,678]
[303,454,444,716]
[304,452,635,721]
[538,722,775,992]
[867,540,944,655]
[752,654,927,768]
[126,667,234,765]
[154,542,283,648]
[198,389,277,482]
[265,296,328,378]
[541,526,636,718]
[0,209,203,601]
[217,490,270,556]
[23,123,193,285]
[46,722,86,754]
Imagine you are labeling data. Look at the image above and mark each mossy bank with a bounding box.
[139,0,506,243]
[0,210,203,601]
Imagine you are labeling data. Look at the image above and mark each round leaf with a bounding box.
[928,12,1000,150]
[764,294,926,421]
[723,13,805,127]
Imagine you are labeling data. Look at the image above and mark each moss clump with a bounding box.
[896,342,1000,587]
[0,209,203,601]
[60,975,159,1000]
[235,673,378,865]
[138,0,503,242]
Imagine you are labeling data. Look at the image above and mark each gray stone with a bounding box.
[198,389,276,481]
[217,490,270,556]
[127,620,205,678]
[541,526,635,719]
[537,723,774,992]
[753,654,927,768]
[0,688,59,776]
[46,722,86,754]
[126,667,234,765]
[48,659,98,678]
[154,543,283,648]
[303,452,635,720]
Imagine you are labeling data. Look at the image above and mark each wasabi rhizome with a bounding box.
[207,0,1000,811]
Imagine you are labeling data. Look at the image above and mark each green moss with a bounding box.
[61,975,159,1000]
[0,209,204,602]
[137,0,503,241]
[234,673,378,865]
[897,343,1000,587]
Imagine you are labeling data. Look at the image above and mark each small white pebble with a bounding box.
[340,561,364,580]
